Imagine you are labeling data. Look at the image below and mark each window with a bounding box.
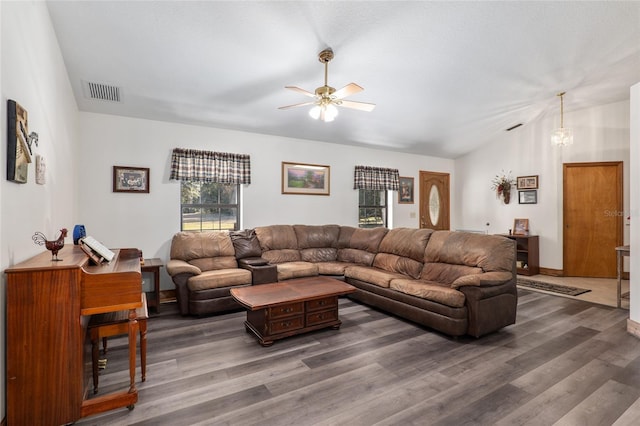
[180,182,239,231]
[358,189,387,228]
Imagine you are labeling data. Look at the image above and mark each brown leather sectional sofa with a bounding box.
[166,225,517,337]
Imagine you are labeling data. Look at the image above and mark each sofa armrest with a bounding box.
[451,271,513,289]
[168,272,192,315]
[166,259,201,277]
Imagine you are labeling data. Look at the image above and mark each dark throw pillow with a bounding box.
[230,229,262,259]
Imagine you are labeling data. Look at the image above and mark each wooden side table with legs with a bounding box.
[142,258,163,313]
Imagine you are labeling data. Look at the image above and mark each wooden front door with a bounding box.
[419,171,450,230]
[563,161,623,277]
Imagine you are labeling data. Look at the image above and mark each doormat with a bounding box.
[517,278,591,296]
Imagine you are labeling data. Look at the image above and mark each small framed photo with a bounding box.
[398,176,414,204]
[513,218,530,236]
[517,175,538,189]
[518,190,537,204]
[282,162,330,195]
[113,166,149,193]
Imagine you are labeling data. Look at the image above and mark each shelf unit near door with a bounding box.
[499,234,539,276]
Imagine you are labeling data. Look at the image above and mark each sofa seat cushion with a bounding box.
[344,265,407,288]
[187,268,252,291]
[390,279,466,308]
[276,261,319,281]
[316,261,356,276]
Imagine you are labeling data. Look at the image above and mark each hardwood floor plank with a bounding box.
[554,380,640,426]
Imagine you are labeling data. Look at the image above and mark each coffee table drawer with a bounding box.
[306,309,338,326]
[269,316,304,334]
[269,302,303,319]
[306,296,337,312]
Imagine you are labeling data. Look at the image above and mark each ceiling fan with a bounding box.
[278,48,376,122]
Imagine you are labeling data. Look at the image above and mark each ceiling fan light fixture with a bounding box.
[551,92,573,146]
[309,103,338,122]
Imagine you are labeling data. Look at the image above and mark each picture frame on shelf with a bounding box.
[517,175,538,189]
[281,162,330,195]
[518,190,537,204]
[398,176,414,204]
[513,218,530,235]
[113,166,150,193]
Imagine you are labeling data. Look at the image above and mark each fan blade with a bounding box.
[333,83,363,99]
[284,86,316,98]
[278,101,316,110]
[338,100,376,112]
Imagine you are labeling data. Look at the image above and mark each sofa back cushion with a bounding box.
[255,225,301,264]
[421,231,515,284]
[373,228,433,279]
[336,226,388,266]
[170,231,238,271]
[294,225,340,262]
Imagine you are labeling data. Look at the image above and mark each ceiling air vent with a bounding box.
[82,81,122,102]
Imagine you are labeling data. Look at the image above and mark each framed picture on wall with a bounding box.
[113,166,150,193]
[281,162,330,195]
[517,175,538,189]
[398,176,414,204]
[518,190,537,204]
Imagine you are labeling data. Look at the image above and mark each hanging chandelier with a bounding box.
[551,92,573,146]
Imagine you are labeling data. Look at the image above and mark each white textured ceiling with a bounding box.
[46,1,640,158]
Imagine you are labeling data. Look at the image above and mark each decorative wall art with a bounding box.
[518,190,537,204]
[398,176,414,204]
[491,170,515,204]
[36,155,46,185]
[281,162,330,195]
[513,218,530,235]
[113,166,150,193]
[7,100,31,183]
[517,175,538,189]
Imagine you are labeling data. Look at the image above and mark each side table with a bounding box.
[142,258,164,313]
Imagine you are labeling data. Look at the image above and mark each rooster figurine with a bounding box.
[32,228,68,261]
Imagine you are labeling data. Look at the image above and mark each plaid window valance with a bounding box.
[353,165,399,191]
[169,148,251,184]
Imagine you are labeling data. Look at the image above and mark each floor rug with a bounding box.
[517,278,591,296]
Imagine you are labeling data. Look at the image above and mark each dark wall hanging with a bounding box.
[7,99,31,183]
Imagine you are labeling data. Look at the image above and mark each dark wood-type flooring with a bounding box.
[77,289,640,425]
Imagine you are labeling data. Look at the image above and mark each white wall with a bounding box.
[78,112,454,290]
[1,1,80,419]
[630,82,639,324]
[455,100,631,271]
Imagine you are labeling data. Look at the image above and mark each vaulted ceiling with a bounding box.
[46,1,640,158]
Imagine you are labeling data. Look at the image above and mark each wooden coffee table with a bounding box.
[230,276,356,346]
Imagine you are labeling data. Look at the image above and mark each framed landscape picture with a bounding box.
[113,166,150,193]
[518,190,537,204]
[281,162,330,195]
[398,176,414,204]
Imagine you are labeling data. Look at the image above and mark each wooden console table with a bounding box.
[616,245,630,308]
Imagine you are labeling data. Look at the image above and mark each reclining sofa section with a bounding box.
[166,225,517,338]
